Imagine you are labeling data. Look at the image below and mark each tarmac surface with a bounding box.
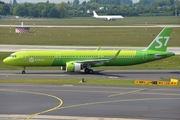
[0,83,180,120]
[0,70,180,119]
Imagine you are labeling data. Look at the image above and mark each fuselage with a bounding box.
[95,15,124,20]
[3,50,174,67]
[94,15,124,21]
[93,11,124,20]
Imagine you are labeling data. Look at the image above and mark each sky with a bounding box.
[2,0,140,4]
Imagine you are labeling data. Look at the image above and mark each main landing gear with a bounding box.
[22,67,26,74]
[84,68,94,74]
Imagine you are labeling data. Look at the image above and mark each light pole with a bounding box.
[175,0,178,17]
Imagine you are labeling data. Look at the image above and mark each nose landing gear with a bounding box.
[22,67,26,74]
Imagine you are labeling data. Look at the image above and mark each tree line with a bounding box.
[0,0,180,18]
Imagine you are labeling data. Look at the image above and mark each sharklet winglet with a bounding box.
[111,50,121,60]
[96,46,100,51]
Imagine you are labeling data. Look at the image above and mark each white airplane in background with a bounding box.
[93,11,124,21]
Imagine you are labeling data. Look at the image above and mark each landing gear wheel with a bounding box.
[89,69,94,74]
[22,70,25,74]
[84,68,90,74]
[84,68,94,74]
[22,67,26,74]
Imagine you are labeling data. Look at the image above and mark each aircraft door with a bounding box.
[56,52,61,61]
[143,52,147,60]
[21,52,27,62]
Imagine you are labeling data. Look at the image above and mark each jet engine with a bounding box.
[106,18,111,21]
[66,62,81,72]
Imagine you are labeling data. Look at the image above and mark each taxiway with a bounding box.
[0,83,180,120]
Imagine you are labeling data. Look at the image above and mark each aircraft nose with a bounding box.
[3,58,10,65]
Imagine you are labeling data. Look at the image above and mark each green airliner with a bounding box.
[3,27,175,74]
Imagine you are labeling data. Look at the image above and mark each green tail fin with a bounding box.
[144,28,172,51]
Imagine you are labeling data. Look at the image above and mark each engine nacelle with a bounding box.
[66,62,81,72]
[106,18,111,21]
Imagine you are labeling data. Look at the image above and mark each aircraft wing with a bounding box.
[75,59,111,65]
[74,50,120,65]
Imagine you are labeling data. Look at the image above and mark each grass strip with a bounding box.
[0,79,179,87]
[0,79,134,85]
[1,17,180,26]
[0,27,180,46]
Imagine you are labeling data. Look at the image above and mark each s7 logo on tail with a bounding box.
[155,36,169,48]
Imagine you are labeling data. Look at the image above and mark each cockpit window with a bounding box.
[9,55,16,58]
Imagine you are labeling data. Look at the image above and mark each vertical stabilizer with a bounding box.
[93,11,98,18]
[144,28,172,51]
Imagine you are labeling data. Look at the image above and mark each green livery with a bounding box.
[3,28,175,74]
